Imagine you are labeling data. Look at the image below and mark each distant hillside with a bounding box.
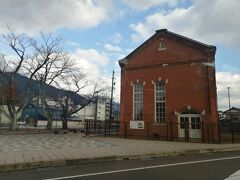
[1,73,87,106]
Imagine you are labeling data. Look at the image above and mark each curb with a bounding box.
[0,147,240,172]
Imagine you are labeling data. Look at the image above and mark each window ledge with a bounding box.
[158,47,167,51]
[152,123,166,126]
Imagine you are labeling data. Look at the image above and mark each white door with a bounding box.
[179,116,189,138]
[189,116,201,138]
[178,114,201,139]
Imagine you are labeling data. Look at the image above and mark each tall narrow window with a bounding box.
[133,83,143,121]
[155,81,165,123]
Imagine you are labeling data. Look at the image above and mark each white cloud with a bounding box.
[110,33,123,44]
[130,7,189,42]
[121,0,180,10]
[130,0,240,48]
[72,48,109,66]
[69,48,112,95]
[0,0,115,34]
[216,72,240,110]
[66,41,80,47]
[104,43,122,52]
[70,48,109,83]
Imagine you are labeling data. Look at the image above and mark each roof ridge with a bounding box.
[156,29,216,48]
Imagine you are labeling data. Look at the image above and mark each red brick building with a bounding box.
[119,29,218,141]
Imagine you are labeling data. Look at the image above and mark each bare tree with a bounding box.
[0,30,76,130]
[56,73,108,129]
[22,32,73,129]
[0,31,50,130]
[26,33,109,129]
[0,30,109,130]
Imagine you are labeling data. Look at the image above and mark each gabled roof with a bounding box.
[223,107,240,113]
[119,29,216,67]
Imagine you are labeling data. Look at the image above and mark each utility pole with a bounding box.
[109,70,115,122]
[227,87,231,120]
[94,93,98,131]
[94,93,98,121]
[227,87,231,109]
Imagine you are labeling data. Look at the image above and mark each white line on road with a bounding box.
[225,170,240,180]
[44,156,240,180]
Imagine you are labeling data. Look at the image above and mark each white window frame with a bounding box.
[154,81,166,123]
[133,83,143,121]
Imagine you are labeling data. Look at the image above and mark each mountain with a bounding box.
[1,73,87,106]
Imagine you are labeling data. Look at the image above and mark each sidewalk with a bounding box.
[0,133,240,171]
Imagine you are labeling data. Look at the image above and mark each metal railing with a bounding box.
[84,120,240,144]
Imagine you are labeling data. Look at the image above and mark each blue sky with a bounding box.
[0,0,239,110]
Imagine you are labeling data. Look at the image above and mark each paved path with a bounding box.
[0,134,116,152]
[0,133,240,171]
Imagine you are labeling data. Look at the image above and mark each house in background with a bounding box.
[119,29,218,141]
[221,107,240,122]
[21,97,62,123]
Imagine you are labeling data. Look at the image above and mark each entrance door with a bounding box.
[179,116,189,139]
[179,114,201,139]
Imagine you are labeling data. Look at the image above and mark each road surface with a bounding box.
[1,151,240,180]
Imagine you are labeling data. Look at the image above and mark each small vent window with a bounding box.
[159,38,166,50]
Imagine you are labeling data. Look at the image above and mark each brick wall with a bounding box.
[120,30,218,140]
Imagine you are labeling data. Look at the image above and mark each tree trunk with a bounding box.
[9,115,18,131]
[45,111,53,129]
[62,117,68,129]
[62,97,68,130]
[41,97,54,130]
[46,118,53,129]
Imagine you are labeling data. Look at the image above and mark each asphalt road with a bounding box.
[1,151,240,180]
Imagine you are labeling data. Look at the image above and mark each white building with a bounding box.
[77,98,110,121]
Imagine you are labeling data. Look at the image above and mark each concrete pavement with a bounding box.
[0,133,240,171]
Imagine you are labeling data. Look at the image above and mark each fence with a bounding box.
[85,120,120,136]
[1,119,239,144]
[85,120,240,144]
